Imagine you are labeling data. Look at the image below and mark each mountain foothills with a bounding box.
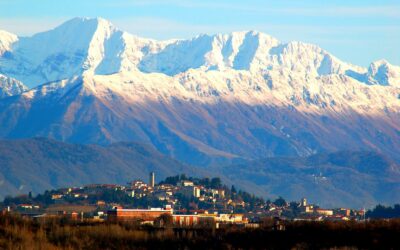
[0,138,202,199]
[212,151,400,208]
[0,138,398,208]
[0,18,399,206]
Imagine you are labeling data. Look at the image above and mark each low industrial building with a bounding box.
[107,206,173,222]
[172,214,215,227]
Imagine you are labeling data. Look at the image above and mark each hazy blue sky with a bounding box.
[0,0,399,66]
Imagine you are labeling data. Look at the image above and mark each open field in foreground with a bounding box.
[0,214,399,249]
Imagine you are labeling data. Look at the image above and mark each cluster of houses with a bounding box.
[3,172,366,227]
[49,173,227,210]
[264,198,365,221]
[126,177,227,208]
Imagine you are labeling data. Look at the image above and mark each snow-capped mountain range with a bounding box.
[0,17,399,165]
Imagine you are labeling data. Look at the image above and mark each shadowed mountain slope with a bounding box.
[0,138,399,207]
[213,151,400,208]
[0,138,203,199]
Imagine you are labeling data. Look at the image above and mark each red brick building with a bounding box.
[107,207,172,221]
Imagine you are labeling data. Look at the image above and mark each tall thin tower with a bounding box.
[150,172,155,187]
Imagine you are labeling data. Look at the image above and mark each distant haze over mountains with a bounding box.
[0,18,399,206]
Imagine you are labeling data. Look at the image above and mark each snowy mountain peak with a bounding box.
[368,60,400,86]
[138,29,282,74]
[57,17,117,34]
[0,17,397,91]
[0,18,400,173]
[0,30,18,55]
[0,17,130,87]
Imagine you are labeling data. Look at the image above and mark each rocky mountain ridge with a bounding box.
[0,17,399,165]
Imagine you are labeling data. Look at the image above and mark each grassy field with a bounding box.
[0,214,399,249]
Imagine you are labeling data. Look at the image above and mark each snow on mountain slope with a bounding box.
[0,18,170,88]
[0,17,399,165]
[367,60,400,87]
[138,30,365,78]
[0,74,27,98]
[36,69,395,117]
[1,71,399,166]
[1,17,396,90]
[139,31,280,73]
[0,30,18,55]
[86,70,400,115]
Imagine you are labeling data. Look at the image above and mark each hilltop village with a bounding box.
[1,173,366,228]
